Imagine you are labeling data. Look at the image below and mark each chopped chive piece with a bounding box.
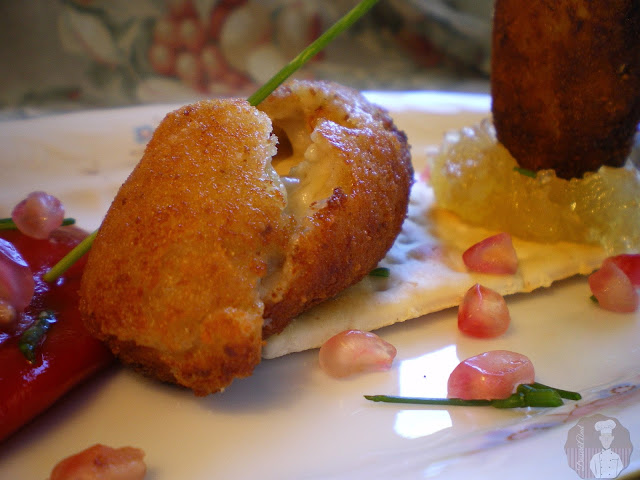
[526,390,564,407]
[369,267,390,277]
[247,0,380,106]
[513,166,537,178]
[42,229,98,283]
[0,218,76,231]
[590,294,599,304]
[530,382,582,400]
[517,384,564,407]
[19,310,57,363]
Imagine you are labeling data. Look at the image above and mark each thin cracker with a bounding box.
[262,180,605,358]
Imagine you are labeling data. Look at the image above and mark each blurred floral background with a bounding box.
[0,0,492,116]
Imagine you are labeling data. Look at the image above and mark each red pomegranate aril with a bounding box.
[319,330,397,378]
[458,283,510,338]
[602,254,640,287]
[447,350,535,400]
[588,261,639,313]
[11,191,65,240]
[462,232,518,275]
[49,444,146,480]
[0,238,35,313]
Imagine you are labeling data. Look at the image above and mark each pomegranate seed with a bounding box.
[319,330,397,378]
[50,444,146,480]
[0,238,35,313]
[458,283,511,338]
[448,350,535,400]
[602,254,640,287]
[11,191,65,240]
[462,232,518,274]
[588,261,639,313]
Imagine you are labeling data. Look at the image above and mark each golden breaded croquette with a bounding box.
[79,80,412,395]
[258,81,413,336]
[80,99,291,395]
[491,0,640,179]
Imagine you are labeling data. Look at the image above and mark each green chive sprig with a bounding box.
[247,0,379,106]
[0,218,76,231]
[42,230,98,283]
[365,383,581,409]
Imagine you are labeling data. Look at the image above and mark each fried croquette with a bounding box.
[79,80,413,395]
[491,0,640,179]
[80,99,288,395]
[257,81,413,336]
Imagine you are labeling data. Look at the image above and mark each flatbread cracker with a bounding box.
[262,179,605,358]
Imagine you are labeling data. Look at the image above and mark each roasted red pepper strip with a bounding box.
[0,227,113,442]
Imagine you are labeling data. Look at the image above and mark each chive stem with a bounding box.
[365,383,582,409]
[247,0,380,106]
[42,230,98,283]
[516,384,564,407]
[364,395,492,407]
[0,218,76,231]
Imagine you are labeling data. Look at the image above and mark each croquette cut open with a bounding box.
[79,80,413,395]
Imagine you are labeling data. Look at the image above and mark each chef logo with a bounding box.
[565,414,633,478]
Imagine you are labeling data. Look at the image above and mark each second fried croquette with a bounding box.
[79,80,413,395]
[491,0,640,179]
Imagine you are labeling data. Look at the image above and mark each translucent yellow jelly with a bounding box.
[429,119,640,254]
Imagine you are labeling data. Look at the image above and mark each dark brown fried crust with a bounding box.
[80,99,289,395]
[491,0,640,179]
[258,81,413,336]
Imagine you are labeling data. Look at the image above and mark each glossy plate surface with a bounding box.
[0,92,638,480]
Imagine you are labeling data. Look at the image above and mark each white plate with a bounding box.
[0,93,639,480]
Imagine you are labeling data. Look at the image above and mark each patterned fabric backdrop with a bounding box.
[0,0,492,116]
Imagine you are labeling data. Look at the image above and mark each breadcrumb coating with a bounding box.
[79,81,412,395]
